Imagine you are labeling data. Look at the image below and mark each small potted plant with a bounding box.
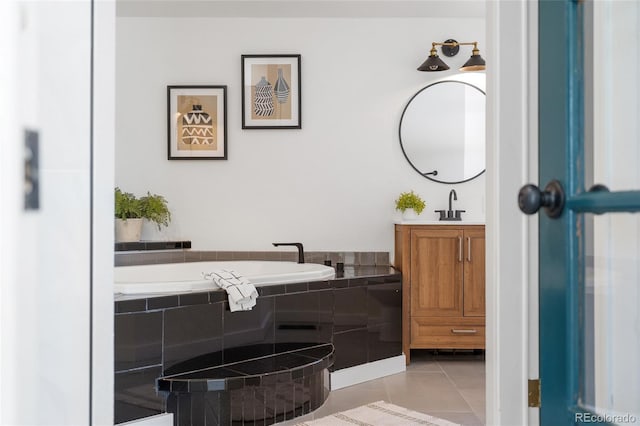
[114,187,143,242]
[139,192,172,231]
[395,190,426,220]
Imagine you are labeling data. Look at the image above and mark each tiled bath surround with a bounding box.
[158,343,334,425]
[114,250,390,267]
[114,266,401,424]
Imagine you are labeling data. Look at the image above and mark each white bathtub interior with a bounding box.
[114,261,336,295]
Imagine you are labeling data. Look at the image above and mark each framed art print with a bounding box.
[167,85,227,160]
[241,54,301,129]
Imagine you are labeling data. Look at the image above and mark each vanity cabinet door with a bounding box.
[463,228,486,317]
[409,228,464,317]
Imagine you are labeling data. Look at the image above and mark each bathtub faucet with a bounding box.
[272,242,305,264]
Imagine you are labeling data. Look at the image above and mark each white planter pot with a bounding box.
[115,218,143,242]
[402,208,419,221]
[141,219,169,241]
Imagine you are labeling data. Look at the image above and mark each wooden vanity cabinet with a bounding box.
[395,224,485,364]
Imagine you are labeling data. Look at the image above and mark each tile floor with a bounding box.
[279,350,485,426]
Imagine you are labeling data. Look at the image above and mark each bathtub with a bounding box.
[114,261,336,295]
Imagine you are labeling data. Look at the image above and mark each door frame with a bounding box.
[92,0,116,424]
[486,1,539,424]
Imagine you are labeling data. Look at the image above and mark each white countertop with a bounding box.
[394,220,485,225]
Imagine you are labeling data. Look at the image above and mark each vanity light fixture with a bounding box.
[417,39,486,72]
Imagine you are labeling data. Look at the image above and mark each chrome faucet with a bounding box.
[435,189,465,221]
[272,242,305,263]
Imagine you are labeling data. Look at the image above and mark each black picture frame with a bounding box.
[167,85,227,160]
[241,54,301,129]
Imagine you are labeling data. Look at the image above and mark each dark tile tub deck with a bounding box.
[114,265,402,425]
[115,240,192,252]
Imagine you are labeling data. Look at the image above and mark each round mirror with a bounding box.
[399,80,486,183]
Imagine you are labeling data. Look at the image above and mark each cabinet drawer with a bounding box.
[411,317,485,349]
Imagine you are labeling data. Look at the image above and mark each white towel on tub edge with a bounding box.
[202,269,258,312]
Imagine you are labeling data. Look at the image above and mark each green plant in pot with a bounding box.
[395,190,426,220]
[114,188,172,242]
[115,187,143,242]
[139,192,172,231]
[115,187,142,220]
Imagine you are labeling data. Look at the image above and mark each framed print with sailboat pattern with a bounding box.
[167,85,227,160]
[241,54,301,129]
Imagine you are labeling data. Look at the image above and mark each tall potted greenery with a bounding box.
[115,188,172,242]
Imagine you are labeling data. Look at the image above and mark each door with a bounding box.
[0,1,103,424]
[520,1,640,424]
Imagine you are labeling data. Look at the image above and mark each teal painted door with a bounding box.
[527,1,640,424]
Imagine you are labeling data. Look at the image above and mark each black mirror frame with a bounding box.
[398,80,486,184]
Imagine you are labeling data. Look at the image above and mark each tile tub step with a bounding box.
[157,343,334,425]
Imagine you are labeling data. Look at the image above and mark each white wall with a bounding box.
[116,16,486,255]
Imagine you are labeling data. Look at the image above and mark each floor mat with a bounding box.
[295,400,461,425]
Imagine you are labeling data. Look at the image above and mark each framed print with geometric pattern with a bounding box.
[167,85,227,160]
[241,55,301,129]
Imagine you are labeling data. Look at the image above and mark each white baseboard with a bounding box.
[330,355,406,390]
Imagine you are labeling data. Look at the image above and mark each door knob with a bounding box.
[587,184,609,193]
[518,179,565,218]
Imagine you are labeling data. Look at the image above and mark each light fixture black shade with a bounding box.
[417,50,450,72]
[460,49,486,71]
[418,41,486,72]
